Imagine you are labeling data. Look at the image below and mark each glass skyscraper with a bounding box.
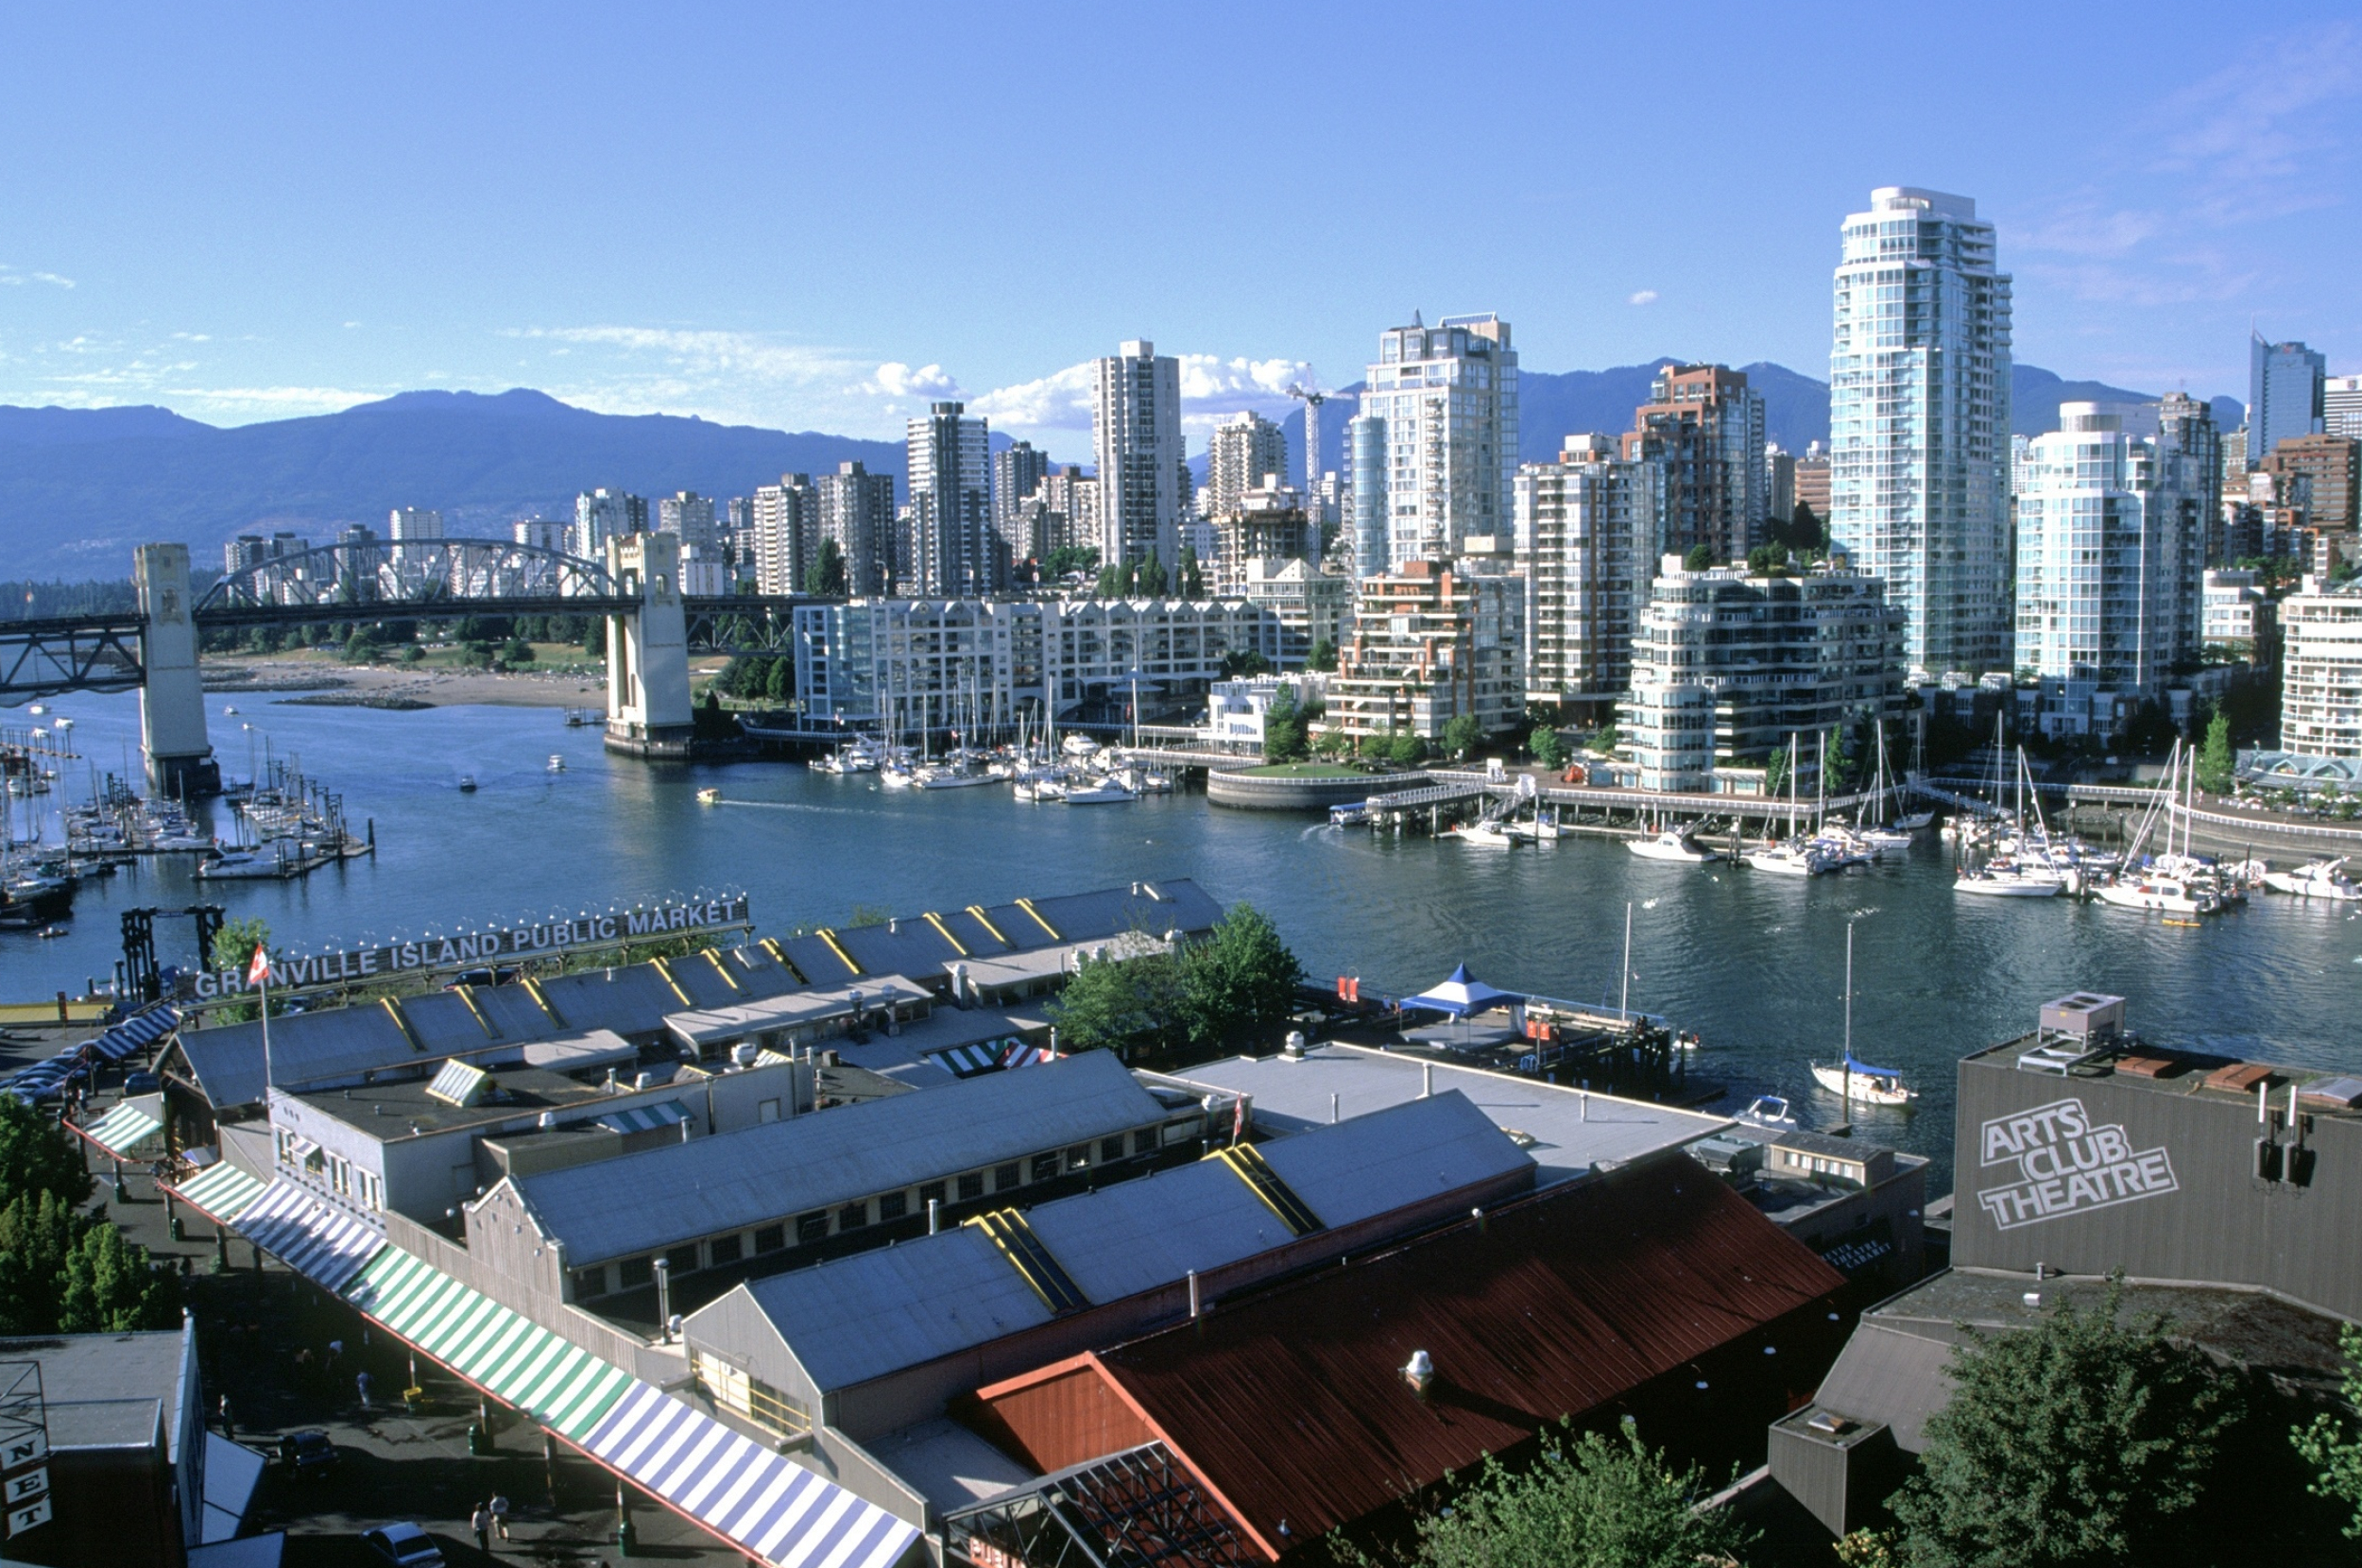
[1348,313,1517,572]
[2248,334,2327,464]
[1829,187,2012,679]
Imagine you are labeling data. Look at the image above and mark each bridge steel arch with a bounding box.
[195,538,638,627]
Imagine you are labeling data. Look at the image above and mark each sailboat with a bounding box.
[1809,923,1917,1106]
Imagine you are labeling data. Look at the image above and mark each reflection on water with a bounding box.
[9,690,2358,1190]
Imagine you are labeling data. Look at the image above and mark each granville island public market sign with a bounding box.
[1976,1097,2179,1231]
[184,895,753,999]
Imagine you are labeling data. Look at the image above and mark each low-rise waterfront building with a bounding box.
[1236,555,1345,663]
[1617,555,1904,793]
[792,598,1285,736]
[1329,555,1526,744]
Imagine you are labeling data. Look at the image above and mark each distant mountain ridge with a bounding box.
[3,369,2245,578]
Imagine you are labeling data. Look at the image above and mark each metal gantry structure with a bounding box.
[0,614,146,701]
[943,1443,1259,1568]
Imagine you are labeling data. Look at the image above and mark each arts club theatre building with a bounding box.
[1769,991,2362,1540]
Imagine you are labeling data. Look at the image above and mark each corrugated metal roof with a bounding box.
[1080,1157,1848,1547]
[513,1050,1168,1265]
[1030,882,1224,945]
[734,1226,1057,1392]
[175,1006,417,1108]
[1254,1091,1533,1229]
[702,1098,1532,1393]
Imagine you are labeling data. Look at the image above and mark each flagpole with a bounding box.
[256,947,273,1094]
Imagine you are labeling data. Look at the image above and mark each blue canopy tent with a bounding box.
[1404,963,1523,1017]
[1838,1051,1904,1080]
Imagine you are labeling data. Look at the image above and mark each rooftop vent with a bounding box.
[1401,1350,1434,1395]
[2038,993,2126,1040]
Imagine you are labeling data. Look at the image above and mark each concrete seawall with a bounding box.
[1207,769,1428,812]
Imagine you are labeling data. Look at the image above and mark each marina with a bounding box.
[2,690,2359,1191]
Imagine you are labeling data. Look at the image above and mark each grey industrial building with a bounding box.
[1772,991,2362,1538]
[678,1092,1534,1459]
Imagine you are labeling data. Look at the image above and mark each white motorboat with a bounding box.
[1061,734,1101,758]
[196,846,291,880]
[1811,1058,1917,1106]
[1063,780,1137,805]
[457,775,477,793]
[1629,829,1718,863]
[1012,775,1068,802]
[2094,875,2217,915]
[914,765,999,790]
[1953,863,2064,897]
[1743,841,1838,876]
[546,754,567,773]
[1855,826,1916,856]
[879,765,916,790]
[2261,858,2362,900]
[1734,1095,1799,1130]
[1449,821,1516,847]
[1892,810,1935,832]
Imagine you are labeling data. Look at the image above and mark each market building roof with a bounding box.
[503,1049,1172,1268]
[966,1156,1850,1557]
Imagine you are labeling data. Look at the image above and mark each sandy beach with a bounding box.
[204,655,610,709]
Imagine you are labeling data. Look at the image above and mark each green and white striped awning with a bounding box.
[77,1100,163,1158]
[596,1099,691,1136]
[171,1160,266,1223]
[344,1248,636,1441]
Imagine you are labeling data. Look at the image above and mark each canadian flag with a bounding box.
[247,945,272,987]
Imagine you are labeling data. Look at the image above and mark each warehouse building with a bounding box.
[467,1050,1206,1320]
[677,1092,1534,1454]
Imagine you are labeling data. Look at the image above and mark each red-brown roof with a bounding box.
[975,1155,1845,1555]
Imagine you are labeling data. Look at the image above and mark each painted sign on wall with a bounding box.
[1977,1097,2179,1231]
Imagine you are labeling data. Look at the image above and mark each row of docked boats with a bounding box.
[810,730,1173,806]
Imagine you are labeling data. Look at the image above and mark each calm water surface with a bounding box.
[9,690,2359,1190]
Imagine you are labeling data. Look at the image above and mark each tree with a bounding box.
[1048,948,1189,1056]
[1312,727,1350,758]
[1387,730,1429,766]
[1176,544,1206,599]
[805,537,847,596]
[1764,743,1790,798]
[1683,543,1714,571]
[1096,562,1135,597]
[503,637,535,665]
[341,628,378,663]
[1221,648,1273,678]
[59,1221,178,1334]
[763,656,793,705]
[1531,724,1567,769]
[1306,638,1339,673]
[1441,713,1483,760]
[1262,690,1309,762]
[1401,1418,1749,1568]
[1180,905,1303,1050]
[0,1192,80,1334]
[1137,554,1170,597]
[1042,544,1101,581]
[584,619,607,659]
[208,916,271,1025]
[1746,542,1791,575]
[0,1106,89,1236]
[1889,1279,2242,1568]
[2294,1324,2362,1541]
[2196,709,2235,795]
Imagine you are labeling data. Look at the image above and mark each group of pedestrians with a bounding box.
[470,1495,512,1552]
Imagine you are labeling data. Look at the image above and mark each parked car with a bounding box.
[361,1523,445,1567]
[123,1069,161,1094]
[277,1429,336,1477]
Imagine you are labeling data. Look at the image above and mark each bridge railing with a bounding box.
[196,538,634,622]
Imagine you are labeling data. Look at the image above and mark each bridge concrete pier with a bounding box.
[603,532,695,758]
[133,544,220,797]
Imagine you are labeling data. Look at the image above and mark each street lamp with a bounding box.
[652,1256,673,1342]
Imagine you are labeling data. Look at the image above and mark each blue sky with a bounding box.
[2,2,2356,461]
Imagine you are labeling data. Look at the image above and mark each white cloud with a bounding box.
[503,325,862,387]
[970,352,1324,445]
[1628,289,1659,306]
[867,362,963,400]
[32,273,74,289]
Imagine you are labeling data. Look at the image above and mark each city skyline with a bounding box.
[1,6,2357,455]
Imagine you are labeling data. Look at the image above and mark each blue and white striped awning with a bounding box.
[596,1099,692,1136]
[89,1004,180,1063]
[928,1039,1056,1079]
[582,1383,919,1568]
[234,1181,385,1293]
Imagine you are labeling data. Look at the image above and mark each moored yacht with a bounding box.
[1628,829,1718,862]
[2262,858,2362,900]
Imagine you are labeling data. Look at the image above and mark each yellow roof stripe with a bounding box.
[967,905,1011,946]
[816,929,863,977]
[703,948,742,992]
[1015,897,1060,941]
[452,983,500,1039]
[650,957,694,1006]
[381,997,426,1052]
[522,977,566,1029]
[922,911,968,957]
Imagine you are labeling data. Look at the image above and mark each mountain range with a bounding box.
[0,367,2242,580]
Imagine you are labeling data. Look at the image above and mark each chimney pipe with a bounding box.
[928,1198,941,1236]
[1422,1063,1432,1099]
[1188,1270,1201,1319]
[1329,1092,1339,1124]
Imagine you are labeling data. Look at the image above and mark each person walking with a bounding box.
[471,1502,491,1554]
[488,1492,511,1542]
[355,1370,373,1410]
[215,1393,234,1440]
